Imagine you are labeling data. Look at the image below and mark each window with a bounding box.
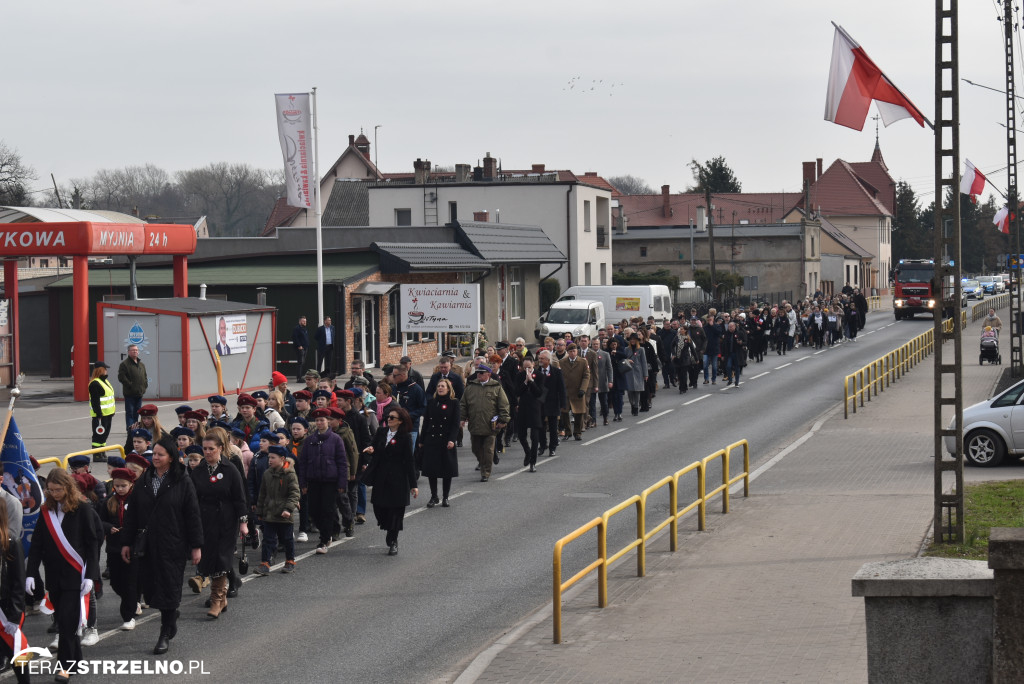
[449,201,458,223]
[509,267,525,319]
[846,265,850,283]
[640,246,647,258]
[39,259,49,268]
[584,200,592,232]
[810,237,815,257]
[584,262,592,285]
[388,290,400,345]
[600,262,607,285]
[395,209,412,226]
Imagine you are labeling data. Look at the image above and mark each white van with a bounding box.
[535,300,605,341]
[556,285,672,323]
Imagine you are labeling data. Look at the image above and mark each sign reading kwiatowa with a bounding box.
[400,284,479,332]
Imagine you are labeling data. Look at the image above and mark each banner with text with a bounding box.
[274,93,313,209]
[400,284,479,332]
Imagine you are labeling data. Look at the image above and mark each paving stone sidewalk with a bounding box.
[465,325,1012,684]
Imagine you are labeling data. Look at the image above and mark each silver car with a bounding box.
[945,379,1024,466]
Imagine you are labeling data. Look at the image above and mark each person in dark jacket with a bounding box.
[703,316,723,383]
[417,379,461,506]
[121,435,203,655]
[117,344,148,430]
[314,317,335,375]
[361,407,418,556]
[514,358,546,471]
[100,467,140,631]
[191,428,248,621]
[292,316,310,382]
[606,339,627,421]
[536,350,567,456]
[0,501,27,683]
[298,408,348,554]
[27,468,103,679]
[721,321,747,387]
[392,367,426,441]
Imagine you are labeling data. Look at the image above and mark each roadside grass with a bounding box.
[924,480,1024,560]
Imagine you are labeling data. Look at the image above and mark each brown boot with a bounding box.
[206,576,228,619]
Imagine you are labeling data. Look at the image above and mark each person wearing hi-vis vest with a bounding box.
[89,361,116,450]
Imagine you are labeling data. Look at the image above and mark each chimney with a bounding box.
[802,161,817,189]
[532,164,545,173]
[483,152,498,180]
[473,211,489,222]
[816,158,823,179]
[455,164,471,183]
[349,134,355,146]
[662,185,672,219]
[413,158,431,185]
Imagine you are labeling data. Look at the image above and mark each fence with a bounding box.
[552,439,749,643]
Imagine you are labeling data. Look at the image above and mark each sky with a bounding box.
[4,1,1018,210]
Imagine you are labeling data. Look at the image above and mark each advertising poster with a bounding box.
[216,314,247,356]
[615,297,641,312]
[400,284,479,332]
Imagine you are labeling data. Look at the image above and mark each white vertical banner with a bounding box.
[274,93,313,209]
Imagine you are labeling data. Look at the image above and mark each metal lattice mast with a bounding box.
[934,0,964,544]
[1005,0,1022,378]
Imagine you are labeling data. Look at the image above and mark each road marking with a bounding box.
[582,428,627,445]
[864,330,876,335]
[795,356,808,362]
[885,323,895,328]
[684,395,710,405]
[775,363,791,369]
[404,490,472,514]
[638,409,673,424]
[814,349,828,355]
[749,372,769,379]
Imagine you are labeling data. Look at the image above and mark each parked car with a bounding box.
[945,379,1024,466]
[962,279,982,299]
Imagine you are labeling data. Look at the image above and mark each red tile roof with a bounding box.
[261,197,302,237]
[618,192,802,227]
[805,159,892,217]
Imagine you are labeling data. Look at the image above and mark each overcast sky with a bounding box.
[5,1,1016,209]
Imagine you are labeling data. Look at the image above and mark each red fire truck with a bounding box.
[893,259,938,320]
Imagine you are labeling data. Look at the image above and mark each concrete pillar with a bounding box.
[72,256,90,402]
[989,528,1024,682]
[173,255,188,298]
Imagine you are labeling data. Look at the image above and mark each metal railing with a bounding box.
[971,293,1008,322]
[552,439,749,644]
[867,295,881,311]
[62,445,127,469]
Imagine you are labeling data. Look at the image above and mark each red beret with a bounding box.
[72,472,97,493]
[294,390,312,401]
[310,408,331,419]
[30,456,40,471]
[237,394,258,408]
[183,411,205,422]
[109,468,136,483]
[126,453,150,470]
[138,404,159,417]
[196,408,210,419]
[328,407,346,420]
[337,389,355,399]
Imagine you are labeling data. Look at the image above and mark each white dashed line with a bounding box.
[864,330,876,335]
[795,356,808,362]
[582,428,627,445]
[404,489,472,514]
[775,363,792,369]
[814,349,828,355]
[638,409,673,424]
[684,395,710,405]
[749,372,769,379]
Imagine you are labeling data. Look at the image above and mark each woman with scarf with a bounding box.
[361,406,418,556]
[100,467,140,631]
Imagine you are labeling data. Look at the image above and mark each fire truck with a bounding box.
[892,259,938,320]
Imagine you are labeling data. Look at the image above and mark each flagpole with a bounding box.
[312,86,324,326]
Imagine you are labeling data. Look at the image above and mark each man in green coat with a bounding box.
[117,344,148,430]
[459,366,510,482]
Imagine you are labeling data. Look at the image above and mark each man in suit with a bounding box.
[577,335,600,429]
[536,350,566,457]
[589,338,614,425]
[315,317,335,375]
[496,342,520,448]
[292,316,310,382]
[216,317,231,356]
[425,355,465,399]
[560,343,591,441]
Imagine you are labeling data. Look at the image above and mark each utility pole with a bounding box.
[1004,0,1022,377]
[704,179,718,301]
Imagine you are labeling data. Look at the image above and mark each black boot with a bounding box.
[226,570,240,599]
[154,630,171,655]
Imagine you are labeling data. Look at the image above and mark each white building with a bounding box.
[365,155,613,292]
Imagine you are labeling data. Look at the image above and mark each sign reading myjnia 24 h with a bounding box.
[400,284,479,333]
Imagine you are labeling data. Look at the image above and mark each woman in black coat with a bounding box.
[121,435,203,655]
[191,427,248,621]
[361,406,418,556]
[27,468,102,681]
[100,467,140,631]
[514,358,546,472]
[417,379,461,507]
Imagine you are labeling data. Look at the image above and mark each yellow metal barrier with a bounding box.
[867,296,881,311]
[63,445,127,469]
[552,439,751,643]
[33,457,62,469]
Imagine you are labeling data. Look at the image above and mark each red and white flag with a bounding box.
[960,159,987,203]
[274,93,314,210]
[994,206,1012,234]
[824,24,926,131]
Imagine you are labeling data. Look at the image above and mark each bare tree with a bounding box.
[0,141,36,206]
[607,174,654,195]
[176,163,279,236]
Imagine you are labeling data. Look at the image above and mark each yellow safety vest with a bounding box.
[90,377,116,417]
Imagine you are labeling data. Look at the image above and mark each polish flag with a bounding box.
[994,206,1011,234]
[824,24,926,131]
[960,159,987,204]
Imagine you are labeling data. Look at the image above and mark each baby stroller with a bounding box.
[980,327,1001,365]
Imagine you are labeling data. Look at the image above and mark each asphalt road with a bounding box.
[7,312,940,683]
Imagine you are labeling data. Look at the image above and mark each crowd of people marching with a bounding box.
[4,286,876,681]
